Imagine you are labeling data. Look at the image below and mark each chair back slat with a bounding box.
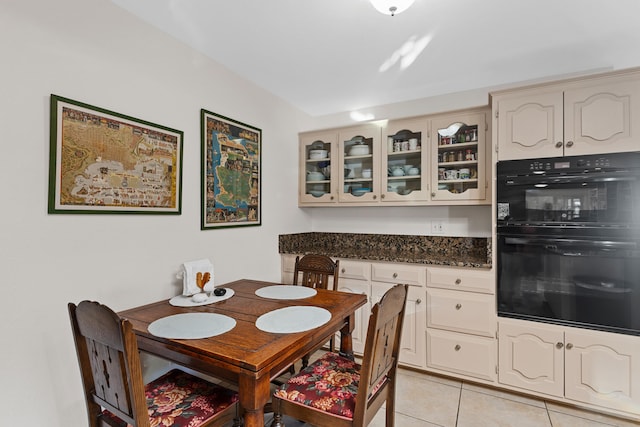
[293,254,340,290]
[355,284,408,424]
[69,301,149,427]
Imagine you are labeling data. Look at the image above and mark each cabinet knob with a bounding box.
[455,303,462,310]
[566,343,573,350]
[373,195,377,200]
[555,141,563,148]
[556,342,564,349]
[416,298,422,304]
[381,194,385,199]
[431,192,436,197]
[455,278,461,285]
[454,344,461,351]
[392,272,398,278]
[341,268,346,273]
[566,140,574,148]
[330,195,334,200]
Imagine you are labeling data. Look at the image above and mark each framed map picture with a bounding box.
[48,95,183,214]
[201,109,261,229]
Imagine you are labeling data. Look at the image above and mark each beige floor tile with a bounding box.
[546,402,640,427]
[394,372,461,426]
[399,368,463,389]
[457,388,552,427]
[547,410,633,427]
[462,382,546,409]
[369,407,443,427]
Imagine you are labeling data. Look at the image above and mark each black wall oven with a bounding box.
[496,152,640,336]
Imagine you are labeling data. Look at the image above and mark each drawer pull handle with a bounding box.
[455,278,461,285]
[566,343,573,350]
[455,303,462,310]
[341,268,346,273]
[555,141,563,148]
[416,298,422,304]
[454,344,461,351]
[556,342,564,349]
[392,273,398,278]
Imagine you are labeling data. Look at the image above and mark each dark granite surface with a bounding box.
[279,232,492,269]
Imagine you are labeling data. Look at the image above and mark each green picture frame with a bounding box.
[48,94,183,214]
[201,109,261,229]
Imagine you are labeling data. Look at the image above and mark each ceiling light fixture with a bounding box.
[370,0,415,16]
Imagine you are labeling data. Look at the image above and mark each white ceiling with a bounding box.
[111,0,640,117]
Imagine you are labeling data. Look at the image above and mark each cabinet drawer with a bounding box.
[427,329,496,382]
[338,259,370,281]
[427,288,495,337]
[371,262,425,286]
[427,267,494,294]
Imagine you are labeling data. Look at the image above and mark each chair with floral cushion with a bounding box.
[68,300,241,427]
[270,283,408,427]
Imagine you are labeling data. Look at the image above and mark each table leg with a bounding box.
[338,313,355,360]
[239,372,271,427]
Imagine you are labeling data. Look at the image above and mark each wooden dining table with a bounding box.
[119,279,367,427]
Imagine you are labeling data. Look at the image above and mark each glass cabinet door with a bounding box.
[381,118,429,202]
[299,132,337,204]
[431,112,486,201]
[338,126,380,203]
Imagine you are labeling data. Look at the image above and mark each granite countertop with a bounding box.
[279,232,492,269]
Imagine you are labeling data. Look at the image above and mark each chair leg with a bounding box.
[301,354,310,370]
[270,400,285,427]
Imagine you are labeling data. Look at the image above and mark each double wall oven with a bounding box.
[496,152,640,336]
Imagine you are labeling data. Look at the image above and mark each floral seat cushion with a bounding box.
[101,369,238,427]
[274,352,363,420]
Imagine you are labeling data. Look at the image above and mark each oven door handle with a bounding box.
[503,237,637,250]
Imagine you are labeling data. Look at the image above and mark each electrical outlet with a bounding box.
[431,220,446,234]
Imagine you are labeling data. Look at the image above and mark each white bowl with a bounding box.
[309,149,328,159]
[362,169,372,179]
[348,145,370,156]
[308,190,326,197]
[306,171,325,181]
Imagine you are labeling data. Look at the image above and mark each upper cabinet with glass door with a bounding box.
[338,125,381,203]
[431,111,487,201]
[381,118,429,203]
[299,131,338,205]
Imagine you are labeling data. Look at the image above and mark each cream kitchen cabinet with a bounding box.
[299,107,492,207]
[493,68,640,161]
[426,266,497,382]
[498,318,640,417]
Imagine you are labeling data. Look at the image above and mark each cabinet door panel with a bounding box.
[427,266,494,294]
[299,132,338,205]
[497,92,563,160]
[498,320,564,397]
[565,329,640,413]
[372,283,426,368]
[336,279,370,355]
[338,259,370,281]
[564,78,640,156]
[427,329,496,382]
[338,126,381,203]
[427,288,495,337]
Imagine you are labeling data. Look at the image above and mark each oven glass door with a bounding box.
[496,171,640,225]
[497,233,640,335]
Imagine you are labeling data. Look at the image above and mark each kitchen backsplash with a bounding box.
[279,232,491,268]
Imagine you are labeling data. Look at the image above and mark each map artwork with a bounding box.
[202,111,261,229]
[49,95,182,214]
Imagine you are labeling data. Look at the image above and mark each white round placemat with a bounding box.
[148,313,236,339]
[255,285,317,300]
[169,288,234,307]
[256,306,331,333]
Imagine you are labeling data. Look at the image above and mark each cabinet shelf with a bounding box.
[388,175,420,181]
[438,160,478,167]
[438,141,478,149]
[344,154,373,160]
[388,149,421,156]
[438,178,478,184]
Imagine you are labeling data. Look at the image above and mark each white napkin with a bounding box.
[177,259,215,296]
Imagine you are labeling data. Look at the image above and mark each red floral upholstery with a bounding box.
[274,352,380,421]
[101,369,238,427]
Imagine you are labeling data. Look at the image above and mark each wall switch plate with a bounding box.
[431,220,446,234]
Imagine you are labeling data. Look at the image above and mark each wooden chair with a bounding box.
[293,254,340,291]
[68,300,241,427]
[293,254,340,366]
[270,284,409,427]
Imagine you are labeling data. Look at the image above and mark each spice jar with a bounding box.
[457,150,464,162]
[465,149,474,161]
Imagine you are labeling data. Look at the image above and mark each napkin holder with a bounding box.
[177,259,215,296]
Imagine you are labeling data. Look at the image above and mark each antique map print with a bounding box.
[50,96,182,213]
[202,111,260,228]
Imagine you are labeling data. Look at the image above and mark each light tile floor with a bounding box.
[223,353,639,427]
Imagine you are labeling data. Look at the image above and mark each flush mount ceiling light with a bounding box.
[370,0,415,16]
